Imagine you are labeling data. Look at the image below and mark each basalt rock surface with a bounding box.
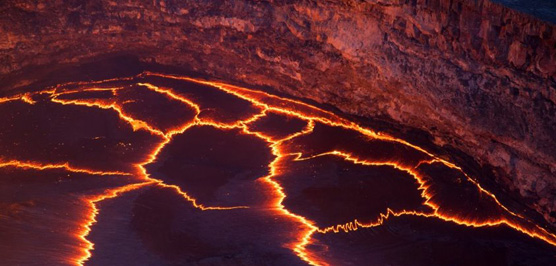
[0,0,555,225]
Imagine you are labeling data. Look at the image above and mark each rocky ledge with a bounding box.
[0,0,555,225]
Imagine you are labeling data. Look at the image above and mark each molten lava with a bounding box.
[0,72,555,265]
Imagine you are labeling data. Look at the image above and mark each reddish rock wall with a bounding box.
[0,0,555,224]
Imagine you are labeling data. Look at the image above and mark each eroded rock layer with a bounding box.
[0,0,555,225]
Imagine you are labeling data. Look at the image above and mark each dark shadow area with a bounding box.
[282,122,432,167]
[88,185,306,266]
[247,111,307,140]
[146,126,273,207]
[276,155,427,228]
[0,166,136,265]
[0,100,162,173]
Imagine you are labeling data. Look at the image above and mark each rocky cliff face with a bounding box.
[1,0,555,225]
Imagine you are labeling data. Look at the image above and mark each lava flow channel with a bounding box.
[0,72,555,266]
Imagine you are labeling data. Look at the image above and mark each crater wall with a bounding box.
[1,0,555,224]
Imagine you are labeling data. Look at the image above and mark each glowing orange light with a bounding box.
[20,93,36,104]
[73,182,154,265]
[0,159,131,176]
[50,96,167,137]
[294,151,556,247]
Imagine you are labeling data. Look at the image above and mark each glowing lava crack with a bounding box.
[1,72,555,266]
